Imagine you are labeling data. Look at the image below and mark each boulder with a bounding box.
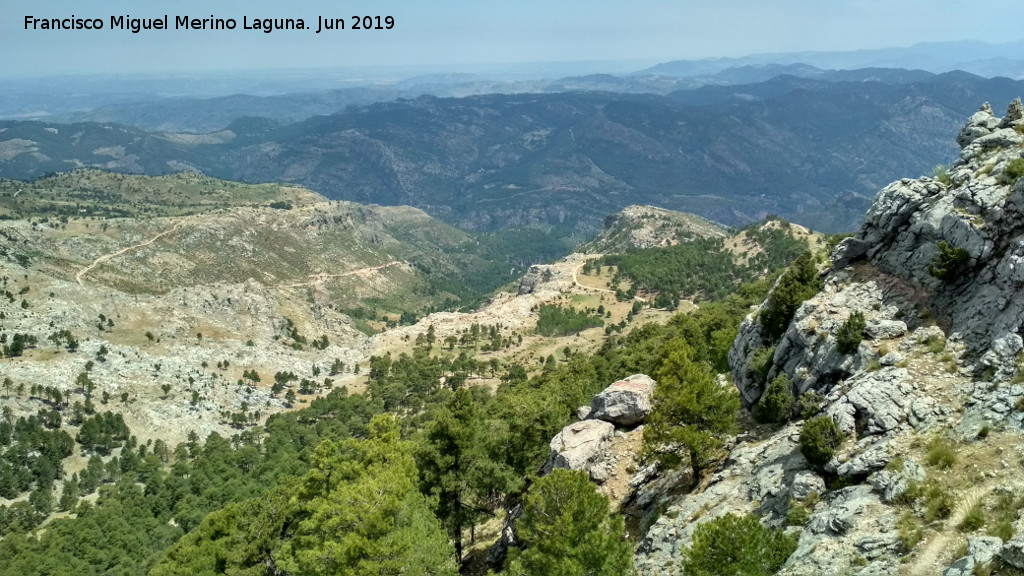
[542,419,615,482]
[1001,533,1024,569]
[864,320,907,340]
[590,374,656,426]
[791,471,826,500]
[945,536,1003,576]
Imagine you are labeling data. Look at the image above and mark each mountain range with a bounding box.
[2,71,1023,232]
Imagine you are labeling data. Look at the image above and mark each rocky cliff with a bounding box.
[635,100,1024,575]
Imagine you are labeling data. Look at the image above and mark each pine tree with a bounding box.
[506,469,635,576]
[644,338,739,477]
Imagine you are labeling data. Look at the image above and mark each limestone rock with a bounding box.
[542,419,614,482]
[869,457,925,502]
[1000,533,1024,569]
[590,373,655,426]
[517,265,553,295]
[958,102,1000,148]
[864,320,907,340]
[826,368,914,436]
[945,536,1003,576]
[999,97,1024,129]
[791,471,826,500]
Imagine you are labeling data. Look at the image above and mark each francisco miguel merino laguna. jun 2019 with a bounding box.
[23,14,395,33]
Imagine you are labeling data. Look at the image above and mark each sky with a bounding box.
[3,0,1024,77]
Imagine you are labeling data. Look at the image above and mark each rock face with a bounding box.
[542,419,615,482]
[637,102,1024,576]
[734,99,1024,406]
[589,374,656,426]
[517,265,554,295]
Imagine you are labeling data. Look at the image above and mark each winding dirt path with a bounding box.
[906,485,990,576]
[76,222,184,285]
[283,260,404,288]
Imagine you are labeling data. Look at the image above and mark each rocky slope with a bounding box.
[632,99,1024,575]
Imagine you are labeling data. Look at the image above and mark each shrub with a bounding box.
[1005,157,1024,185]
[751,346,775,384]
[928,241,969,282]
[800,416,844,467]
[682,513,797,576]
[904,480,955,523]
[835,311,866,354]
[756,374,794,423]
[926,436,957,469]
[959,503,986,532]
[786,498,811,524]
[797,391,824,420]
[932,164,952,186]
[897,511,923,551]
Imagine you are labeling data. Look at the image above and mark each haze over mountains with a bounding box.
[1,71,1022,233]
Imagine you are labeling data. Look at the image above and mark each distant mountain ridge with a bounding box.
[3,72,1024,233]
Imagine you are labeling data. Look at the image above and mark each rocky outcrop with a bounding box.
[635,424,808,575]
[641,102,1024,576]
[589,374,655,426]
[517,265,554,295]
[781,485,900,576]
[734,99,1024,410]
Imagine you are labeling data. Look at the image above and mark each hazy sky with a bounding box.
[3,0,1023,77]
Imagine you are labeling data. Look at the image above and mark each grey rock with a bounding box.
[870,457,925,502]
[829,436,892,477]
[805,486,876,536]
[576,405,591,420]
[590,373,655,426]
[791,471,826,500]
[542,419,614,482]
[958,102,1000,148]
[1000,533,1024,569]
[864,320,907,340]
[999,97,1024,129]
[517,265,553,295]
[832,237,872,267]
[826,368,914,436]
[878,352,905,366]
[979,332,1023,381]
[945,536,1003,576]
[857,560,899,576]
[856,533,903,560]
[485,503,522,568]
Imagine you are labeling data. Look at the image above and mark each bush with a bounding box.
[925,436,957,469]
[785,503,810,527]
[1005,157,1024,185]
[835,311,866,354]
[932,164,952,186]
[682,513,797,576]
[800,416,844,467]
[897,511,923,551]
[928,241,969,282]
[959,503,986,532]
[756,374,794,423]
[797,391,824,420]
[751,346,775,384]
